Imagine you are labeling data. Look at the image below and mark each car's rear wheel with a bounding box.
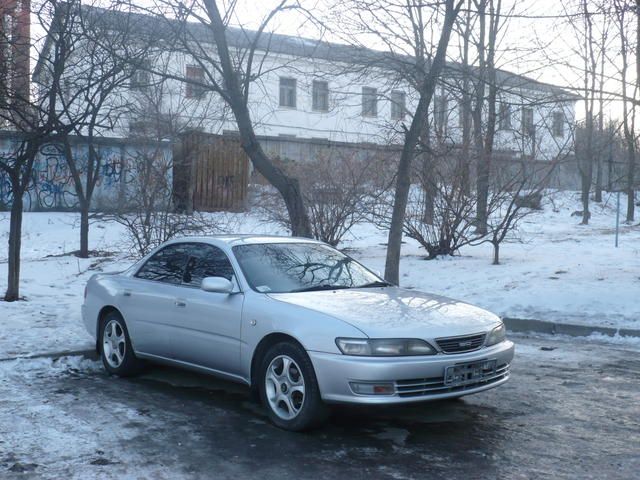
[259,342,328,431]
[99,311,141,377]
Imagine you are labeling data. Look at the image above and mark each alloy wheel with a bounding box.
[102,319,126,369]
[265,355,306,420]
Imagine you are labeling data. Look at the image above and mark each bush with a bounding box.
[106,145,232,257]
[256,150,390,246]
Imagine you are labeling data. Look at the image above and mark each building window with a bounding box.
[434,95,447,132]
[131,69,150,89]
[552,111,564,137]
[390,91,406,120]
[279,77,297,108]
[362,87,377,117]
[312,80,329,111]
[499,103,511,130]
[186,65,205,99]
[129,60,151,89]
[522,107,534,137]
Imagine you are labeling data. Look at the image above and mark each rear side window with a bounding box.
[183,244,235,287]
[135,244,190,284]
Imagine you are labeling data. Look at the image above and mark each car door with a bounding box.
[168,243,244,376]
[119,243,190,358]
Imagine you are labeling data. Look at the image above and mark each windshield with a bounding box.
[232,243,386,293]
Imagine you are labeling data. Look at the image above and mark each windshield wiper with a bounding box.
[358,280,392,288]
[291,284,351,293]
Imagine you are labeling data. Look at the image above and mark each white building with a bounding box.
[33,5,580,163]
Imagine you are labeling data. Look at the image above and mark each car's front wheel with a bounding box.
[99,311,141,377]
[259,342,328,431]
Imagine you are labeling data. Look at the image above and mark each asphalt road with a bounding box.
[1,334,638,480]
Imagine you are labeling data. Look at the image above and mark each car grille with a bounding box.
[395,363,510,397]
[435,333,486,353]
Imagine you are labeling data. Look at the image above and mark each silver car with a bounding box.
[83,235,514,430]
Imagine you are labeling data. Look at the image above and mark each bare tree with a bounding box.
[258,149,390,246]
[613,0,638,222]
[332,0,463,284]
[370,153,480,259]
[34,0,163,257]
[110,142,225,257]
[107,43,228,256]
[559,0,611,224]
[471,0,503,235]
[0,1,59,300]
[126,0,313,236]
[0,137,43,301]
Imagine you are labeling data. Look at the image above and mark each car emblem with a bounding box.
[459,340,473,348]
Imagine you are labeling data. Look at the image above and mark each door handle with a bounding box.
[175,300,186,308]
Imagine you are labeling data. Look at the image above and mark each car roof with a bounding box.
[165,234,325,248]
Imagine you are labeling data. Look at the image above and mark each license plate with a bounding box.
[444,359,497,386]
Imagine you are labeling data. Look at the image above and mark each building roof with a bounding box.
[34,3,581,102]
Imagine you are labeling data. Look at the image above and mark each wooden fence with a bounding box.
[173,133,249,212]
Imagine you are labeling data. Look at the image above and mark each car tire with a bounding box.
[259,341,329,431]
[99,311,142,377]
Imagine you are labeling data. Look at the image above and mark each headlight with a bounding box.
[335,338,436,356]
[486,323,506,346]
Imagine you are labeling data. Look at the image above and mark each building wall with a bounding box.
[54,42,576,163]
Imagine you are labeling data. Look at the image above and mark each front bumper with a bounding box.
[309,340,515,404]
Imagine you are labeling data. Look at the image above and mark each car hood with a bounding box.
[268,287,501,339]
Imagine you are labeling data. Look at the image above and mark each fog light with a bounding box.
[349,382,395,395]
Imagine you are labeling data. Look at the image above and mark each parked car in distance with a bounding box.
[83,235,515,431]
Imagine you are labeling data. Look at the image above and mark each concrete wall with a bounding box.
[0,132,172,211]
[252,133,583,190]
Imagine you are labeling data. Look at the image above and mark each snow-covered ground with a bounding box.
[349,191,640,331]
[0,190,638,358]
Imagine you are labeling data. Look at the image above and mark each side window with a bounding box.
[183,244,235,287]
[135,244,190,284]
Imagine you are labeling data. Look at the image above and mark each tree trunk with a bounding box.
[476,153,490,235]
[5,192,23,301]
[79,200,90,257]
[629,0,640,222]
[472,0,489,235]
[235,115,311,237]
[627,149,635,222]
[594,156,602,203]
[492,241,499,265]
[203,0,312,238]
[383,0,461,285]
[459,0,472,196]
[384,125,422,284]
[581,165,591,225]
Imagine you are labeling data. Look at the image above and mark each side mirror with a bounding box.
[201,276,234,294]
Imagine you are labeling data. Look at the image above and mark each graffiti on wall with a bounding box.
[33,145,78,209]
[0,136,171,211]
